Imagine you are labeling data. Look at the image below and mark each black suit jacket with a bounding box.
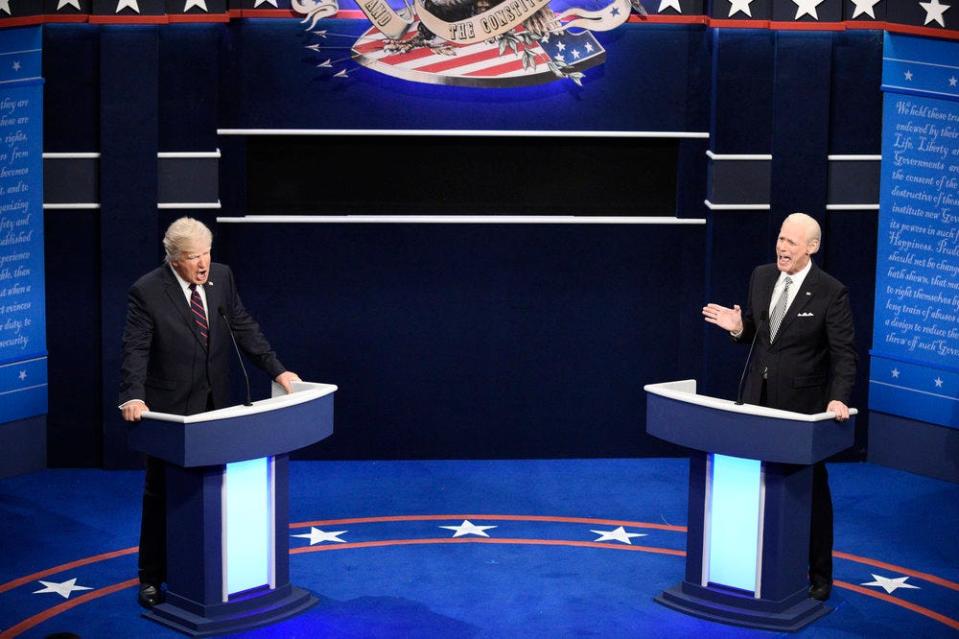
[736,263,857,414]
[119,262,286,415]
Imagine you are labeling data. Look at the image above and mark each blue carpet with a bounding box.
[0,459,956,638]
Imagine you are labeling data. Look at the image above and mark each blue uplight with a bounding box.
[225,457,272,596]
[706,454,761,593]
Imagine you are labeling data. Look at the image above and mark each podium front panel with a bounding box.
[704,454,762,594]
[223,456,275,598]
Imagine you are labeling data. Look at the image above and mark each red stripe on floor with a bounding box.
[292,513,687,532]
[0,578,139,639]
[0,547,138,595]
[835,580,959,631]
[290,536,686,556]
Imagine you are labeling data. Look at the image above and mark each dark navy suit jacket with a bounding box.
[737,263,857,414]
[119,262,286,415]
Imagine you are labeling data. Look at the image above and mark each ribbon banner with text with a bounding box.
[0,26,46,425]
[871,34,959,429]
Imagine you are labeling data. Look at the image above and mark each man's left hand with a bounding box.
[827,400,850,422]
[275,371,302,394]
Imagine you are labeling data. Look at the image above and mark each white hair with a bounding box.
[163,217,213,263]
[783,212,821,247]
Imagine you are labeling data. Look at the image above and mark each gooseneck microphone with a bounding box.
[736,310,767,406]
[218,306,253,407]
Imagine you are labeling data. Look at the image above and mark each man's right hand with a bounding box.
[121,400,149,422]
[702,303,744,334]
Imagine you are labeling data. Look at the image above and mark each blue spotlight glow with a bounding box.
[225,457,272,596]
[706,454,762,593]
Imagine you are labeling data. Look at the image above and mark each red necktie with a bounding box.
[189,284,208,347]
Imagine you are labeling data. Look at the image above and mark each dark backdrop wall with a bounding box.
[38,21,884,467]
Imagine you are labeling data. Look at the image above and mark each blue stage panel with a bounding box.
[872,33,959,431]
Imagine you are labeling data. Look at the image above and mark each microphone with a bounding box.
[735,310,767,406]
[218,306,253,407]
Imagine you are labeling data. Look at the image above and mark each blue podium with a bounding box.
[129,381,337,637]
[644,380,855,632]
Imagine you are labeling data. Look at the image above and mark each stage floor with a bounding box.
[0,459,956,638]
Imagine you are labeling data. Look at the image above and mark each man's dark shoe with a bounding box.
[809,581,832,602]
[138,583,163,609]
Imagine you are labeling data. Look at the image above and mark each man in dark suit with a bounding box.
[702,212,857,602]
[119,217,299,608]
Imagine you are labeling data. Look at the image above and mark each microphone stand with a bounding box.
[218,306,253,407]
[735,311,766,406]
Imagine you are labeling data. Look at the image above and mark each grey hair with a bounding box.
[784,212,821,246]
[163,217,213,263]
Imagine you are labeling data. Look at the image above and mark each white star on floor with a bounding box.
[115,0,140,13]
[658,0,682,12]
[184,0,208,11]
[18,370,27,380]
[934,377,944,388]
[440,520,497,538]
[905,70,913,81]
[861,574,921,594]
[0,0,11,16]
[728,0,753,17]
[850,0,880,19]
[920,0,951,27]
[11,61,19,71]
[793,0,825,19]
[950,76,958,87]
[891,368,900,378]
[590,526,647,545]
[291,527,348,544]
[33,578,93,599]
[57,0,81,9]
[253,0,278,6]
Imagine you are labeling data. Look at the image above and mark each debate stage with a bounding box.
[1,459,956,638]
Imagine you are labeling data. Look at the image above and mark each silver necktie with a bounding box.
[769,275,792,343]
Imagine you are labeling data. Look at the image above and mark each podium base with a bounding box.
[143,585,318,637]
[655,582,831,632]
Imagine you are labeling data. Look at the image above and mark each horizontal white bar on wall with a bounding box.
[42,152,101,159]
[704,200,771,211]
[43,203,101,210]
[158,150,222,158]
[705,151,772,161]
[827,155,882,161]
[159,201,222,209]
[0,356,47,368]
[883,57,959,72]
[216,215,706,225]
[825,204,880,210]
[217,129,711,139]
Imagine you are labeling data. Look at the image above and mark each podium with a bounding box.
[128,380,337,637]
[644,380,855,632]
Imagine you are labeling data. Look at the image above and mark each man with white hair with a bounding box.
[702,212,857,602]
[119,216,300,608]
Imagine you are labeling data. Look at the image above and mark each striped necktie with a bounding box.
[769,275,792,343]
[189,284,208,347]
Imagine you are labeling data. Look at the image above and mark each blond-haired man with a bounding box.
[119,217,299,608]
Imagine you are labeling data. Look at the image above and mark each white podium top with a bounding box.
[643,379,857,423]
[141,381,337,424]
